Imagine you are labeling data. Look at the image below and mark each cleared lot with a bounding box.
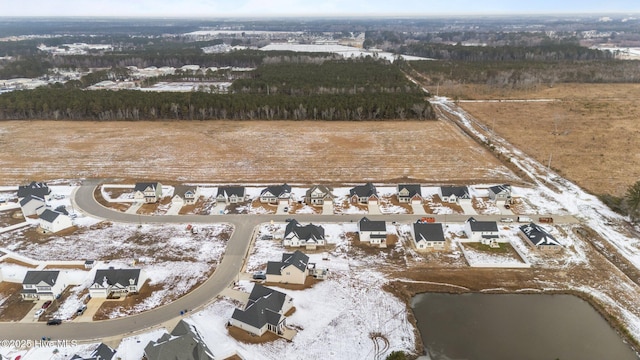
[0,120,518,185]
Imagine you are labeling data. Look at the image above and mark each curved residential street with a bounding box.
[0,179,578,341]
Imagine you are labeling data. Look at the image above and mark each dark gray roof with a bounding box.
[71,343,116,360]
[466,217,498,232]
[266,250,309,275]
[489,184,511,195]
[134,182,159,192]
[285,220,325,242]
[261,184,291,197]
[144,320,214,360]
[173,185,197,198]
[440,186,470,198]
[17,181,50,199]
[519,223,561,247]
[19,194,45,207]
[305,185,333,198]
[397,184,422,198]
[413,223,446,242]
[216,186,245,198]
[39,208,64,223]
[23,270,60,286]
[232,284,288,329]
[350,182,377,198]
[93,268,142,288]
[359,217,386,232]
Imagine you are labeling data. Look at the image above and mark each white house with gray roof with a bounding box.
[17,181,51,201]
[411,223,446,251]
[89,268,147,298]
[397,184,423,204]
[39,208,73,233]
[260,184,292,204]
[519,223,562,252]
[216,186,246,204]
[283,220,325,249]
[358,217,387,247]
[349,182,378,204]
[144,320,214,360]
[133,182,163,203]
[19,195,46,217]
[266,250,309,284]
[304,185,334,206]
[488,184,512,203]
[464,217,500,245]
[171,185,200,206]
[230,284,293,337]
[438,186,471,205]
[21,270,66,300]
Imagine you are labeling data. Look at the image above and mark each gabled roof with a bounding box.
[216,186,245,198]
[261,184,291,197]
[19,194,45,207]
[350,182,377,198]
[397,184,422,198]
[413,223,446,243]
[17,181,50,199]
[285,220,325,242]
[39,208,65,223]
[440,186,470,198]
[173,185,198,198]
[23,270,60,286]
[519,223,561,247]
[466,217,498,232]
[359,217,386,232]
[72,343,116,360]
[134,182,160,192]
[280,250,309,272]
[144,320,214,360]
[488,184,511,195]
[305,185,334,198]
[92,268,142,288]
[232,284,288,329]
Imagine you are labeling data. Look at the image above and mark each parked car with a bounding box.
[46,319,62,326]
[252,272,266,280]
[76,305,87,316]
[34,309,44,318]
[500,218,514,223]
[283,207,289,212]
[42,300,52,309]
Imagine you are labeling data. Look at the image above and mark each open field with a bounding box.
[449,83,640,196]
[0,120,518,185]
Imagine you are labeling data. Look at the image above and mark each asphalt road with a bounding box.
[0,180,578,342]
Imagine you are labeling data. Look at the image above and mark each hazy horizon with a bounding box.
[1,0,639,18]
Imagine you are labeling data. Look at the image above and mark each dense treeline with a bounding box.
[230,59,419,95]
[399,43,612,62]
[406,59,640,87]
[0,56,51,79]
[0,88,433,121]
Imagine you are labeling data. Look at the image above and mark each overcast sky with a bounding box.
[1,0,639,17]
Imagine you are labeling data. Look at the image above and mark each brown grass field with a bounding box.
[0,120,518,185]
[450,83,640,196]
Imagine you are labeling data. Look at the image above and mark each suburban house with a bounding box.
[397,184,423,203]
[464,217,500,245]
[260,184,292,204]
[38,208,73,233]
[411,223,446,251]
[349,182,378,204]
[216,186,246,204]
[71,343,116,360]
[172,185,200,206]
[304,185,334,206]
[358,217,387,247]
[144,320,214,360]
[89,268,147,298]
[133,182,163,203]
[19,195,46,217]
[439,186,471,204]
[17,181,51,201]
[519,223,562,251]
[21,270,66,300]
[230,284,294,337]
[266,250,309,285]
[488,184,512,203]
[283,220,326,249]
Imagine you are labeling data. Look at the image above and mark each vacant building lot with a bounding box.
[0,120,518,185]
[457,83,640,196]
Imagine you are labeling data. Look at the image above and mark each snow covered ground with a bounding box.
[259,43,432,63]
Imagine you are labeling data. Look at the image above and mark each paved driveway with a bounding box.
[165,202,183,215]
[411,203,426,215]
[322,202,334,215]
[367,202,381,214]
[125,202,143,214]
